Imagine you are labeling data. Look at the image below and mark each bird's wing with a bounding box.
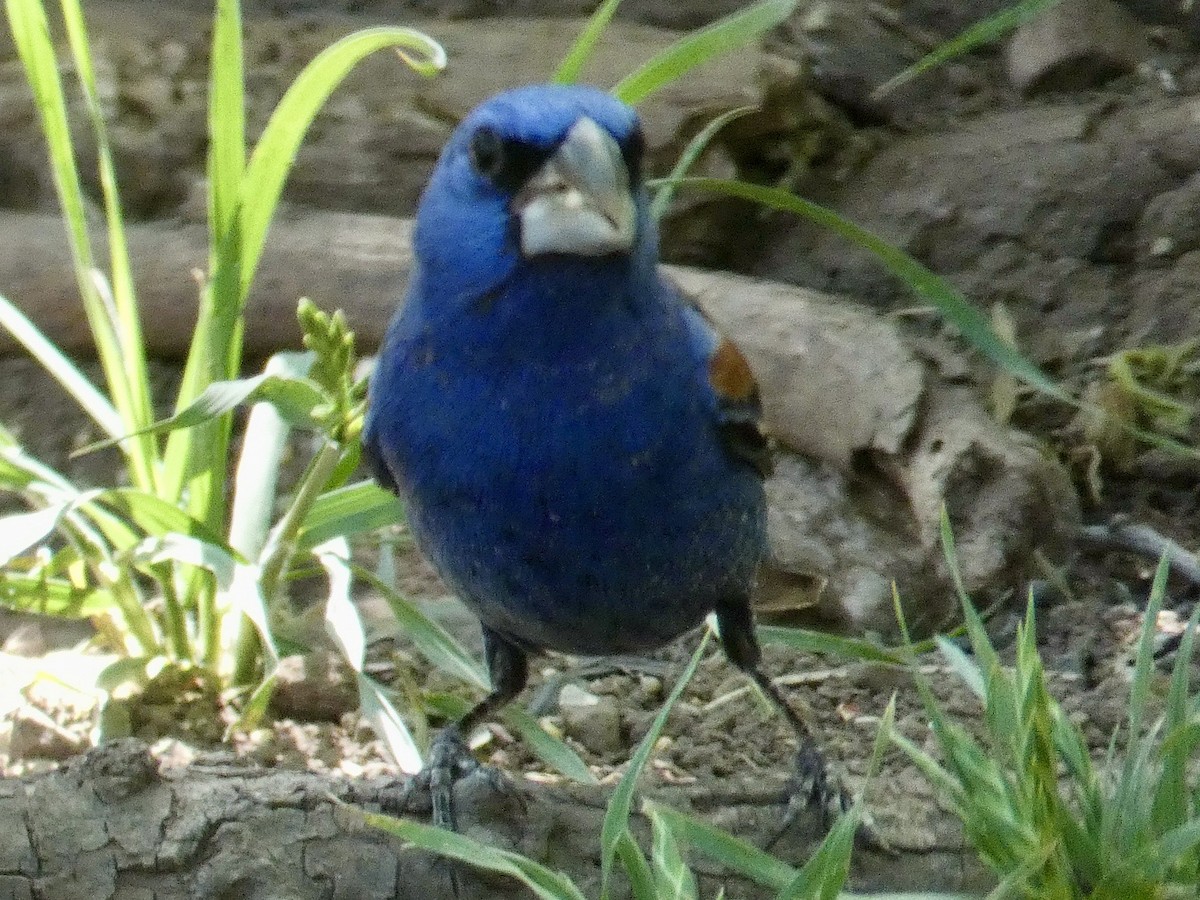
[361,411,400,496]
[676,283,773,480]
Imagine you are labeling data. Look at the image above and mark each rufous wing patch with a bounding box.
[708,336,759,402]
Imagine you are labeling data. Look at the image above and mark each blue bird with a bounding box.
[364,83,849,833]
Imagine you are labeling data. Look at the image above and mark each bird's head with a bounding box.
[411,84,652,309]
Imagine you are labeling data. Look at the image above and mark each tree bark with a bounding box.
[0,739,985,899]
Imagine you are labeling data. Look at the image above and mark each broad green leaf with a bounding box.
[228,352,315,559]
[298,480,406,550]
[85,370,329,452]
[208,0,246,250]
[553,0,624,84]
[92,488,229,549]
[129,533,278,665]
[502,704,599,785]
[0,503,72,567]
[613,0,798,104]
[358,808,588,900]
[358,670,422,774]
[0,572,113,618]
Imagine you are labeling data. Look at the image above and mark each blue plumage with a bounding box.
[364,84,766,656]
[363,85,854,839]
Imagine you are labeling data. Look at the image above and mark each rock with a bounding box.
[1007,0,1150,94]
[673,268,1081,634]
[9,704,87,761]
[558,683,622,757]
[269,650,358,723]
[1138,171,1200,260]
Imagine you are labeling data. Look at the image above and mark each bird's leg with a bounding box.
[398,626,529,831]
[714,598,867,843]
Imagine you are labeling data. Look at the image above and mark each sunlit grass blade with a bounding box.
[649,105,754,220]
[236,28,445,299]
[664,177,1067,401]
[0,572,114,617]
[0,503,75,566]
[83,371,328,455]
[501,704,599,785]
[357,807,588,900]
[602,630,710,895]
[874,0,1065,98]
[553,0,624,84]
[0,295,122,438]
[57,0,157,491]
[298,480,406,550]
[613,0,798,104]
[208,0,246,250]
[228,353,312,559]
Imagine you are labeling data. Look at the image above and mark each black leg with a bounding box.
[399,626,530,832]
[714,597,854,832]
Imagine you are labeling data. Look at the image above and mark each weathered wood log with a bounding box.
[0,738,986,899]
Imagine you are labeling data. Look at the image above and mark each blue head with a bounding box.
[410,84,656,317]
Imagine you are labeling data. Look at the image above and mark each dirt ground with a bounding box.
[1,0,1200,895]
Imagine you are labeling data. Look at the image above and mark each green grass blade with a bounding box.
[662,177,1067,401]
[602,630,710,896]
[613,0,798,104]
[358,808,587,900]
[647,805,698,900]
[57,0,157,491]
[0,572,114,618]
[0,294,122,438]
[350,562,489,691]
[317,535,422,772]
[758,623,916,665]
[208,0,245,251]
[5,0,93,275]
[4,0,161,485]
[650,105,755,220]
[874,0,1065,98]
[553,0,624,84]
[501,704,599,785]
[1154,600,1200,833]
[298,480,406,550]
[643,802,797,891]
[236,28,444,300]
[228,353,312,560]
[85,371,329,454]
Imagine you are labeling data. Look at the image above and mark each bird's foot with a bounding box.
[389,725,513,832]
[771,742,889,853]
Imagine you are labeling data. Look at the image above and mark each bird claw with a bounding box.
[769,743,890,853]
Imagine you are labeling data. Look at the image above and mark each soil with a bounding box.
[1,0,1200,896]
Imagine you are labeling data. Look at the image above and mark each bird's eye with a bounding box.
[621,125,646,182]
[468,126,551,194]
[468,127,506,181]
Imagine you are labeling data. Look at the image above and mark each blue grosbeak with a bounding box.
[364,84,847,832]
